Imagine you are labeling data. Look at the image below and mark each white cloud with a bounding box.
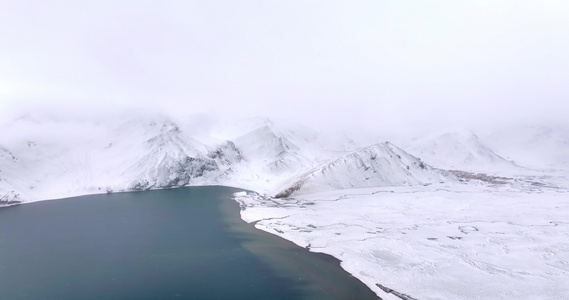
[1,1,568,136]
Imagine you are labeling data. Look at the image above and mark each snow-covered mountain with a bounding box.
[234,125,307,174]
[1,111,567,205]
[484,125,569,170]
[0,112,450,204]
[117,120,221,190]
[405,131,520,174]
[274,142,454,197]
[0,114,247,203]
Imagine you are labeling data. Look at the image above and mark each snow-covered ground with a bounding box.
[235,182,569,300]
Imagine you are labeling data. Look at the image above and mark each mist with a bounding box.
[1,1,568,138]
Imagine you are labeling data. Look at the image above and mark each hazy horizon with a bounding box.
[2,1,568,137]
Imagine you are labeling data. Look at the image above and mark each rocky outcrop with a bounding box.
[208,141,243,166]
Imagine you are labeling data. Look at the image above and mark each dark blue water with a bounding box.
[0,186,377,300]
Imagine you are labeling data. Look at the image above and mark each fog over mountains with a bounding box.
[405,131,521,173]
[1,110,567,205]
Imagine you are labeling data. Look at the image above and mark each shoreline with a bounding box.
[1,185,381,299]
[218,187,379,299]
[235,185,569,300]
[6,185,567,299]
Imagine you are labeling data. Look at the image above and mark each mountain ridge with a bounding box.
[274,142,453,197]
[0,114,565,204]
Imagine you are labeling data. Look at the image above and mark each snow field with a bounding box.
[235,185,569,300]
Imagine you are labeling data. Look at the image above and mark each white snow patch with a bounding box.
[235,184,569,300]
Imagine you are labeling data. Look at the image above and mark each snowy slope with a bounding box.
[405,131,520,174]
[0,145,22,204]
[105,118,223,190]
[0,113,246,202]
[234,125,306,174]
[274,142,453,197]
[484,125,569,170]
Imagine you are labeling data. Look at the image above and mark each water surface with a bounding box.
[0,186,377,299]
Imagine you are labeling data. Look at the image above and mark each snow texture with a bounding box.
[236,184,569,300]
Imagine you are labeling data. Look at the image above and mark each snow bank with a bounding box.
[235,184,569,300]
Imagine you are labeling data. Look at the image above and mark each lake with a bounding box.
[0,186,377,299]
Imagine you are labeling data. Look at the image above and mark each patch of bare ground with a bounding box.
[449,170,511,184]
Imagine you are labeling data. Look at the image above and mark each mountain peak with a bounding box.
[405,130,519,173]
[274,142,452,197]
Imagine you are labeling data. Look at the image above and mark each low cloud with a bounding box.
[1,1,568,138]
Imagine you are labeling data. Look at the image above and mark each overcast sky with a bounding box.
[1,1,568,135]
